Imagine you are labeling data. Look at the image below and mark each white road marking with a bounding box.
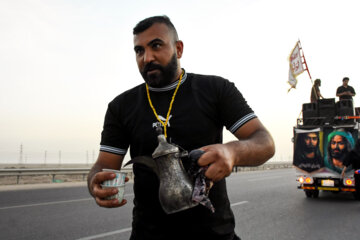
[0,193,134,210]
[231,201,248,206]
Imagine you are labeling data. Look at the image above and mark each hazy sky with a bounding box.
[1,0,360,164]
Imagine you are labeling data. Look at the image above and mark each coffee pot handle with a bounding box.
[189,149,205,162]
[188,149,205,175]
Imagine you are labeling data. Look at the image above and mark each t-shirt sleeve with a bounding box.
[351,87,356,95]
[99,99,129,155]
[217,79,257,133]
[336,87,341,94]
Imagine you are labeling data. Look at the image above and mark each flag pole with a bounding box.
[298,40,312,84]
[298,40,320,101]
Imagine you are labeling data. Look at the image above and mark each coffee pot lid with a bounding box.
[152,127,179,159]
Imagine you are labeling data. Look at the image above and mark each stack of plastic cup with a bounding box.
[101,169,127,202]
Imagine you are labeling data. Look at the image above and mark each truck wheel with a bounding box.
[305,190,313,198]
[353,192,360,201]
[305,190,319,198]
[312,190,319,198]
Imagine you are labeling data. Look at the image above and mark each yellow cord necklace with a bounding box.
[146,71,184,138]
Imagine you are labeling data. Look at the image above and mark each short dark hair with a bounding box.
[343,77,349,82]
[314,79,321,86]
[133,15,179,41]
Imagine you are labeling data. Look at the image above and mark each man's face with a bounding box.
[304,133,318,153]
[343,79,349,87]
[133,23,183,87]
[330,135,347,159]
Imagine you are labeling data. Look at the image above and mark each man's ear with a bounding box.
[176,40,184,58]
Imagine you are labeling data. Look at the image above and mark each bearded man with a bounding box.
[294,132,323,172]
[87,15,275,240]
[325,130,355,173]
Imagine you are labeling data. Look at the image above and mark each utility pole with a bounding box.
[19,143,23,165]
[86,150,89,165]
[44,150,47,165]
[59,150,62,166]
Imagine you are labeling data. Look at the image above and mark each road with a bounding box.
[1,168,359,240]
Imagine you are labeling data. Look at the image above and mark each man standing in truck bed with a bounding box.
[336,77,356,101]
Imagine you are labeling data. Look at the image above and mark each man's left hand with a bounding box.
[197,144,235,182]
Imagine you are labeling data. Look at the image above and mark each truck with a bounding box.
[293,98,360,199]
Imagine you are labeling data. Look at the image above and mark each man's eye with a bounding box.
[152,43,161,49]
[135,48,144,55]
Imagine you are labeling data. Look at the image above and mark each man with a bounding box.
[310,79,323,103]
[293,132,323,172]
[87,16,275,240]
[336,77,356,101]
[325,130,354,173]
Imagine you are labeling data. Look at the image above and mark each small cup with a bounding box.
[102,169,127,186]
[101,184,125,202]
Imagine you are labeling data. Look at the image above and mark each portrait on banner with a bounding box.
[293,128,324,173]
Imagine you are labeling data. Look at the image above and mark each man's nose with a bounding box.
[143,50,155,64]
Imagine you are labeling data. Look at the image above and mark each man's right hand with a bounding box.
[90,170,129,208]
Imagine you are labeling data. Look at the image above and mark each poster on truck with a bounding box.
[323,128,357,174]
[293,127,358,174]
[293,128,324,173]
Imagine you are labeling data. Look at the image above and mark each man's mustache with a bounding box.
[332,147,340,152]
[143,63,163,73]
[331,147,341,157]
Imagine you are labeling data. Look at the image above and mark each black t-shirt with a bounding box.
[100,71,256,240]
[336,85,356,100]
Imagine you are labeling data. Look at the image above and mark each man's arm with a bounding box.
[87,151,126,208]
[337,91,355,97]
[350,87,356,96]
[336,87,342,97]
[317,90,324,99]
[336,87,356,97]
[197,118,275,182]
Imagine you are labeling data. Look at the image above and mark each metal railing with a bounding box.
[0,162,292,185]
[0,168,134,184]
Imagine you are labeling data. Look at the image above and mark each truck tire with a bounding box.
[305,190,319,198]
[305,190,313,198]
[312,190,319,198]
[353,192,360,201]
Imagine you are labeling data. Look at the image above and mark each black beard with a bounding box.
[141,53,178,88]
[304,145,316,153]
[331,148,346,160]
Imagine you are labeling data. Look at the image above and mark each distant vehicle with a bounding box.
[293,98,360,199]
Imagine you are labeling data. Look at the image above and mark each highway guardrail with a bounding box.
[0,162,292,185]
[0,168,133,184]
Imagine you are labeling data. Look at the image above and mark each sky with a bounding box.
[1,0,360,165]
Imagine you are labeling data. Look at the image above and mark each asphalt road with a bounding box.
[1,168,359,240]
